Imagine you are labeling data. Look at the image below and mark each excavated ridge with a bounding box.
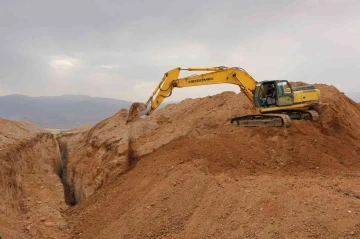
[0,118,72,239]
[56,83,360,239]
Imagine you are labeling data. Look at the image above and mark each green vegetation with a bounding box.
[45,128,70,138]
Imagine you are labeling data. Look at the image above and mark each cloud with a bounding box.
[50,56,81,69]
[134,82,158,89]
[97,65,121,69]
[1,0,360,101]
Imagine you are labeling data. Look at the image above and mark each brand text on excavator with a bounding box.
[188,77,214,84]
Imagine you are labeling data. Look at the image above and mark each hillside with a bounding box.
[0,94,133,129]
[1,83,360,238]
[60,83,360,238]
[0,118,70,238]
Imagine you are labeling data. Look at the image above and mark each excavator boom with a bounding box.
[132,66,257,117]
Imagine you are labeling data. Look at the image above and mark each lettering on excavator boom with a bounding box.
[188,77,214,84]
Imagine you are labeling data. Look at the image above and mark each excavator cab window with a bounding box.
[253,83,262,107]
[255,82,277,107]
[276,81,294,106]
[265,83,276,106]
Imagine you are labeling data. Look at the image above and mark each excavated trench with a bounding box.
[51,127,139,208]
[126,128,140,171]
[0,128,76,238]
[55,138,82,206]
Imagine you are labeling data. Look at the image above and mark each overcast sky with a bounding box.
[1,0,359,102]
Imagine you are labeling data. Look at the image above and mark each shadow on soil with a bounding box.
[55,139,83,206]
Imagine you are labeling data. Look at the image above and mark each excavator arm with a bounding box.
[138,66,258,116]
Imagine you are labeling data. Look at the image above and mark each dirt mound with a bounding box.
[290,81,310,87]
[57,91,256,200]
[54,83,360,238]
[67,133,360,238]
[59,84,360,202]
[0,118,71,239]
[315,84,360,138]
[0,118,45,149]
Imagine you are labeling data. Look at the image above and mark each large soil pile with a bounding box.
[57,91,256,201]
[0,118,71,239]
[56,83,360,238]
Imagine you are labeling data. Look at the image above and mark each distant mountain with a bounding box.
[0,94,134,129]
[1,91,358,129]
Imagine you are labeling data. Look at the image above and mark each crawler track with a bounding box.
[281,110,319,121]
[231,113,292,127]
[231,110,319,128]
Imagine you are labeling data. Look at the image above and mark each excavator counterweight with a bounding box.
[126,66,321,127]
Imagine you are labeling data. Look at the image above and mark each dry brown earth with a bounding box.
[0,119,71,239]
[61,83,360,239]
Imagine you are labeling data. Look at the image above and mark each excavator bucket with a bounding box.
[126,102,148,123]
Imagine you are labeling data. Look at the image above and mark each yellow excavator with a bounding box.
[126,66,321,127]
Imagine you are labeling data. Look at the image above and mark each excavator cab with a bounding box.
[253,80,294,108]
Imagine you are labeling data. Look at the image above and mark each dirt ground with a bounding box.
[1,83,360,238]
